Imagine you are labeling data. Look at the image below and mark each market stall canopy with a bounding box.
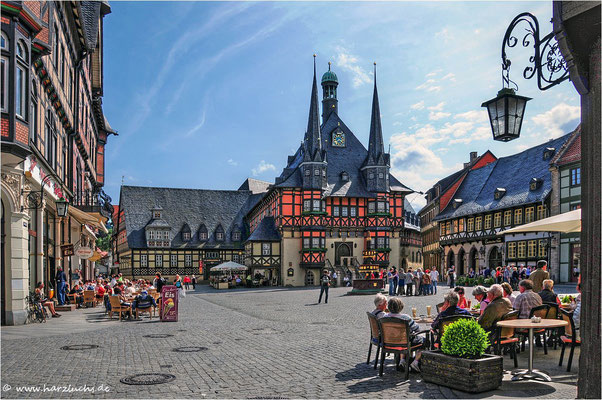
[499,209,581,234]
[210,261,248,272]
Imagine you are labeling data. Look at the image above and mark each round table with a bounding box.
[497,319,568,382]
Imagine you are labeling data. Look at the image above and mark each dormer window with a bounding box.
[543,147,556,160]
[215,225,225,241]
[530,178,543,191]
[198,224,208,241]
[183,232,191,241]
[232,227,241,241]
[453,199,463,209]
[341,171,349,181]
[494,188,507,200]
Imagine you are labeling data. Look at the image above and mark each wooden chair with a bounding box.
[366,312,383,369]
[108,296,131,321]
[136,305,154,319]
[542,302,560,348]
[559,309,580,372]
[493,310,520,368]
[83,290,96,308]
[431,314,474,350]
[377,317,425,379]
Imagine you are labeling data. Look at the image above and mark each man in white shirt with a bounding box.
[429,269,439,294]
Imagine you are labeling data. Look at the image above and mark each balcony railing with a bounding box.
[72,189,113,218]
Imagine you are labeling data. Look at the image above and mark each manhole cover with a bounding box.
[172,346,208,353]
[310,322,328,325]
[159,364,173,368]
[213,341,222,345]
[177,329,187,332]
[120,373,175,385]
[61,344,99,351]
[143,334,174,339]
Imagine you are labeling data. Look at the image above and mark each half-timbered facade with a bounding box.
[434,130,575,277]
[246,60,412,286]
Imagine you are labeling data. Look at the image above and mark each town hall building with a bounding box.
[115,58,416,286]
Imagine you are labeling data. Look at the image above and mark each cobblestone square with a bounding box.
[1,287,578,399]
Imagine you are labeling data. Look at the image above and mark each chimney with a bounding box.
[463,162,470,168]
[470,152,478,162]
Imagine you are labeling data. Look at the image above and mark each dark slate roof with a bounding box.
[238,178,271,194]
[274,112,412,196]
[121,186,261,249]
[79,1,102,50]
[247,217,281,242]
[435,133,573,221]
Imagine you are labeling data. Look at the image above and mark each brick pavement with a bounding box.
[1,286,578,399]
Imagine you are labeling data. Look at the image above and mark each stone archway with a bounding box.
[447,250,455,269]
[335,242,351,266]
[488,246,502,269]
[469,247,479,273]
[457,248,466,276]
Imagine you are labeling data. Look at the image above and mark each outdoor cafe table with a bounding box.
[497,318,568,382]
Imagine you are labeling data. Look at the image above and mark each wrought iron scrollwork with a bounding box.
[501,12,569,91]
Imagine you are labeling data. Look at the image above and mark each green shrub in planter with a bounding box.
[466,277,476,286]
[476,276,485,285]
[456,276,466,286]
[441,318,490,359]
[483,278,495,286]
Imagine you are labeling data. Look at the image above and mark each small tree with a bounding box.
[441,318,490,358]
[96,227,112,252]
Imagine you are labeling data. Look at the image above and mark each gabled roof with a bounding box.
[247,217,281,242]
[120,185,261,249]
[238,178,271,194]
[435,132,574,221]
[274,112,411,196]
[552,127,581,167]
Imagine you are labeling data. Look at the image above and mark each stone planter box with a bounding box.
[421,350,503,393]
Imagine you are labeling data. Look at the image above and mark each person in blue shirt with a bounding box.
[56,267,67,305]
[431,291,472,330]
[132,290,157,319]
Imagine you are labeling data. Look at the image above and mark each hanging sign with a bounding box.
[75,246,94,259]
[199,260,204,275]
[61,244,75,257]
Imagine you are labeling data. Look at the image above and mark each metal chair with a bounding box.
[493,310,520,368]
[559,309,580,372]
[518,304,550,354]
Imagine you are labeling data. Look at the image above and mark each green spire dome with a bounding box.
[321,62,338,83]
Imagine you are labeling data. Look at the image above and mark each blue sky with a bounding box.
[102,1,580,211]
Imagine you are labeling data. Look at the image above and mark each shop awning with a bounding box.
[69,206,109,234]
[498,209,581,235]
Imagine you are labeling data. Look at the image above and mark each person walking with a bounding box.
[405,269,414,296]
[429,268,439,295]
[183,275,191,290]
[397,268,406,296]
[56,267,67,306]
[318,270,331,304]
[448,266,456,288]
[529,260,550,293]
[191,274,196,289]
[332,271,338,288]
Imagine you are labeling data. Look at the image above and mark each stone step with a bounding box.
[55,304,77,312]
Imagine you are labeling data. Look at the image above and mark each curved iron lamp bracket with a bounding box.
[501,12,569,91]
[23,174,53,210]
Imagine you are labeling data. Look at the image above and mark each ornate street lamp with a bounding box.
[484,12,569,142]
[55,197,69,217]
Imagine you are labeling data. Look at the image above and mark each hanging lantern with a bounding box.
[55,198,69,217]
[482,88,531,142]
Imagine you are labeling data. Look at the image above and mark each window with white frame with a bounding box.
[156,254,163,267]
[30,81,37,144]
[350,207,357,217]
[303,238,310,249]
[377,237,385,248]
[1,57,7,112]
[368,202,375,214]
[312,238,320,248]
[148,230,155,240]
[262,243,270,255]
[216,232,224,241]
[162,231,169,240]
[185,254,192,267]
[171,254,177,267]
[183,232,191,241]
[313,200,320,211]
[0,32,7,50]
[140,254,147,267]
[16,65,27,119]
[199,231,207,240]
[232,231,241,241]
[303,200,311,211]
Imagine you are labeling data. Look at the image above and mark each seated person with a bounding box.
[34,282,61,318]
[113,282,132,318]
[95,283,106,299]
[453,286,468,309]
[514,279,542,319]
[472,286,490,315]
[126,282,137,296]
[383,297,423,372]
[371,293,388,318]
[69,284,84,307]
[538,279,561,305]
[431,291,471,330]
[132,290,157,317]
[501,282,516,307]
[477,284,512,333]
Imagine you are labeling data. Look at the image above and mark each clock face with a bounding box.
[332,131,345,147]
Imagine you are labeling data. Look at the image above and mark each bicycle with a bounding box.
[25,294,47,323]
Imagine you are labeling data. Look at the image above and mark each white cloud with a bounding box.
[429,111,452,121]
[425,69,442,78]
[531,103,580,139]
[415,79,441,92]
[252,160,276,176]
[184,109,207,138]
[335,46,372,88]
[227,159,238,167]
[428,102,446,111]
[410,100,425,110]
[441,73,456,82]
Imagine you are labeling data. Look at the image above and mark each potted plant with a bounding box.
[421,318,503,393]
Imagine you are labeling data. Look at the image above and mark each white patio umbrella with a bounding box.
[210,261,248,272]
[499,209,581,234]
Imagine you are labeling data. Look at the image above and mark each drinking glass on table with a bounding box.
[467,300,472,309]
[426,305,432,318]
[411,307,417,318]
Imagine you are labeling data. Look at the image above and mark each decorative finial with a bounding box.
[373,62,377,83]
[328,61,331,71]
[313,53,316,58]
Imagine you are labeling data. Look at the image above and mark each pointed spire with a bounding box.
[304,54,323,161]
[367,62,385,164]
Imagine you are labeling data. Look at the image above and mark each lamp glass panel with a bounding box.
[495,97,506,139]
[487,102,499,138]
[507,96,517,137]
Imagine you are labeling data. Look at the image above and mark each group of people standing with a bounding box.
[386,267,439,297]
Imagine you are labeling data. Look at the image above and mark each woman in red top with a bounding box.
[454,286,469,308]
[95,284,105,299]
